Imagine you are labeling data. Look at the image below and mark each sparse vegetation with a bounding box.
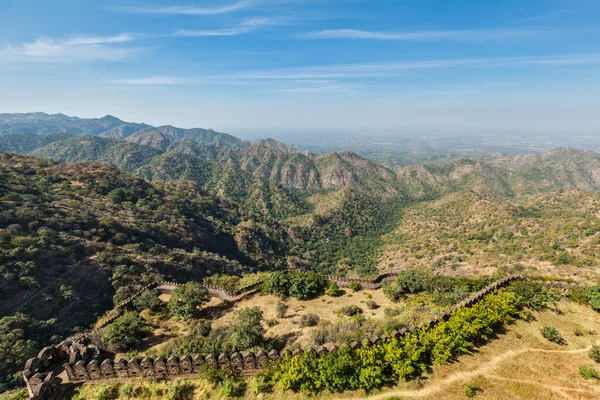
[464,381,482,397]
[540,326,566,345]
[579,364,599,380]
[589,344,600,363]
[276,302,288,318]
[299,314,320,327]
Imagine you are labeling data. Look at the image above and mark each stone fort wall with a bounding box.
[22,274,526,399]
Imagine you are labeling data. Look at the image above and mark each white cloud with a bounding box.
[107,54,600,87]
[0,33,143,63]
[204,54,600,80]
[299,27,566,40]
[110,76,185,85]
[174,17,286,37]
[114,1,253,15]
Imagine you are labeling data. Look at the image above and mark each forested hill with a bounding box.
[0,151,292,339]
[0,112,244,147]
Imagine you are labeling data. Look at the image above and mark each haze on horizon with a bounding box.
[1,0,599,136]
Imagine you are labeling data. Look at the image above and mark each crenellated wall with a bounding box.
[23,274,526,399]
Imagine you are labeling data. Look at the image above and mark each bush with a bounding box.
[96,384,119,400]
[507,281,550,311]
[266,319,279,327]
[119,383,134,397]
[326,282,342,297]
[250,375,273,394]
[219,377,246,397]
[464,382,481,397]
[540,326,566,345]
[579,364,599,380]
[263,272,327,300]
[102,312,149,352]
[365,300,379,310]
[299,314,320,327]
[227,307,265,351]
[585,285,600,311]
[394,270,426,293]
[349,282,362,292]
[133,289,164,313]
[168,282,209,320]
[589,344,600,363]
[276,302,288,318]
[339,305,362,317]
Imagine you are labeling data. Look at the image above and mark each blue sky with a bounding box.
[1,0,599,135]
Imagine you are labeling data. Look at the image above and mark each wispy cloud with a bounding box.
[299,27,567,40]
[0,33,143,63]
[209,54,600,80]
[110,76,185,85]
[108,54,600,86]
[114,1,253,15]
[174,17,286,37]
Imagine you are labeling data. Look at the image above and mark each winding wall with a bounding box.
[22,274,525,399]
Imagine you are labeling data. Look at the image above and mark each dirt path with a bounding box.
[361,346,595,399]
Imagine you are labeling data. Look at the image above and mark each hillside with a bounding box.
[0,112,242,147]
[378,190,600,281]
[0,152,292,366]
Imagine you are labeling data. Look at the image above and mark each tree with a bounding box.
[133,289,164,313]
[228,307,265,351]
[168,282,209,319]
[102,312,149,352]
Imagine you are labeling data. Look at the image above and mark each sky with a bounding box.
[0,0,600,136]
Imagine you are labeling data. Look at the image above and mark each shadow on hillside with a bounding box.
[198,301,235,319]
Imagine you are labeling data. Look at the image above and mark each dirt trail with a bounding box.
[360,346,595,399]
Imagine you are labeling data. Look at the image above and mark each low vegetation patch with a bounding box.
[540,326,566,345]
[263,271,327,300]
[274,291,520,394]
[579,364,599,380]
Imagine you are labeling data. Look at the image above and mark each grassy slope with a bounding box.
[378,190,600,282]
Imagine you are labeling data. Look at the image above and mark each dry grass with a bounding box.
[211,289,401,347]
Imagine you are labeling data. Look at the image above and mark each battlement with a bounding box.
[22,274,526,399]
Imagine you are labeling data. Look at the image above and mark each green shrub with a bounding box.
[219,377,246,397]
[349,282,362,292]
[96,384,119,400]
[119,383,133,397]
[102,312,149,352]
[339,305,362,317]
[585,285,600,311]
[299,314,320,327]
[168,282,209,320]
[556,252,571,265]
[579,364,599,380]
[326,282,342,297]
[133,289,164,313]
[507,281,551,311]
[250,375,273,394]
[365,300,379,310]
[263,271,327,300]
[464,382,481,397]
[540,326,566,345]
[589,344,600,363]
[394,270,426,293]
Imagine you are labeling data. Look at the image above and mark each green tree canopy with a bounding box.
[168,282,210,319]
